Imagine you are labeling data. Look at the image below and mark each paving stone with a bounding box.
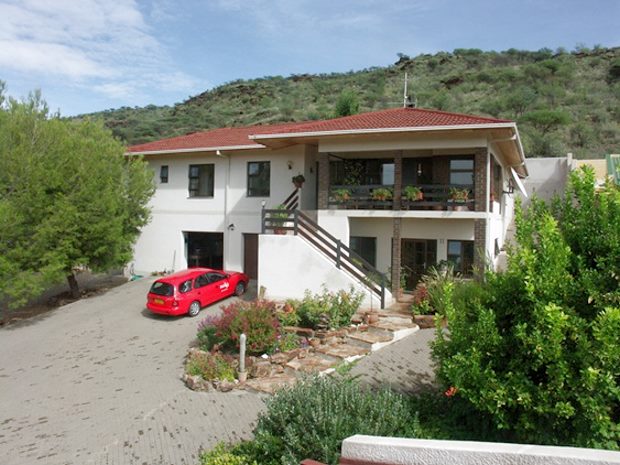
[314,344,368,361]
[285,354,337,373]
[244,375,297,394]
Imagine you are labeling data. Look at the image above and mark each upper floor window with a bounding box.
[188,164,214,198]
[449,158,474,186]
[160,165,169,183]
[247,161,270,197]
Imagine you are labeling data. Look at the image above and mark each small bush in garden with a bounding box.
[195,300,280,355]
[296,286,364,329]
[275,332,300,352]
[249,375,413,465]
[411,283,433,315]
[276,301,300,327]
[186,351,235,381]
[200,442,257,465]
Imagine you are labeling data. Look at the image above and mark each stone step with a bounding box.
[368,320,417,335]
[377,313,413,326]
[347,331,394,352]
[285,354,337,374]
[244,375,297,394]
[314,343,369,362]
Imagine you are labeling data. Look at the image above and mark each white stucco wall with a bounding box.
[132,145,313,275]
[258,235,391,309]
[341,435,620,465]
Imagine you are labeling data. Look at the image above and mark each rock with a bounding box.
[270,352,291,365]
[217,380,235,392]
[250,361,273,378]
[184,374,210,391]
[282,326,315,338]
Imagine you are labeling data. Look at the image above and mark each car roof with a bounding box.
[154,268,218,285]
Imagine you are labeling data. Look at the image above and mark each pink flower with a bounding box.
[444,386,458,397]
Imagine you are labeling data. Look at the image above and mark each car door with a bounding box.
[205,272,231,304]
[193,273,210,307]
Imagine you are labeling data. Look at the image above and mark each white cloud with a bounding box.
[0,0,199,106]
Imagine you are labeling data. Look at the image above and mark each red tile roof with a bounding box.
[255,107,512,136]
[127,107,513,154]
[127,121,312,153]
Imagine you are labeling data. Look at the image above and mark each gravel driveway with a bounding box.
[0,278,265,465]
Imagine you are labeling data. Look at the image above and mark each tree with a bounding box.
[0,86,154,307]
[334,89,359,117]
[433,167,620,449]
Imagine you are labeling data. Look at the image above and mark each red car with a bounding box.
[146,268,249,317]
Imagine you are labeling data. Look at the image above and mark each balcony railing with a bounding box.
[328,184,476,211]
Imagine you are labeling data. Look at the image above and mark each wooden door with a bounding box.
[401,239,437,290]
[243,233,258,280]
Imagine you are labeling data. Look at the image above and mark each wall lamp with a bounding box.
[227,223,235,231]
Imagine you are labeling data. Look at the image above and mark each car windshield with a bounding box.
[150,281,174,296]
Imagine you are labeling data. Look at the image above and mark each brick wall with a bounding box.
[391,218,402,294]
[474,218,487,279]
[474,148,488,212]
[317,152,329,209]
[392,151,402,209]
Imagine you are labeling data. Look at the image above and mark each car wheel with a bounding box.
[234,282,246,296]
[188,301,201,317]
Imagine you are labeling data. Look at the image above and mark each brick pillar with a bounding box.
[317,152,329,209]
[474,218,487,280]
[391,218,402,295]
[393,150,402,210]
[474,148,488,212]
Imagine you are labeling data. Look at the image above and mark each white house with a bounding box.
[127,107,527,308]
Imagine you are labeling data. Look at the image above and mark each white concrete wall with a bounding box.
[316,212,351,246]
[132,145,313,274]
[341,435,620,465]
[258,235,391,309]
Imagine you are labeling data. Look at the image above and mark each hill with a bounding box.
[78,47,620,158]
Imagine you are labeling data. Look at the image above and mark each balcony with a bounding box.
[328,184,476,211]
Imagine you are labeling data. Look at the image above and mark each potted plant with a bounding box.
[271,204,289,234]
[403,185,423,201]
[371,187,393,201]
[449,187,469,211]
[332,188,352,202]
[292,174,305,188]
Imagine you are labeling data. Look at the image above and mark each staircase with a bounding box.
[261,206,389,309]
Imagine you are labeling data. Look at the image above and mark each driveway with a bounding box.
[0,278,265,465]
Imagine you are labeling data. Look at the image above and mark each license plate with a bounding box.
[154,298,164,305]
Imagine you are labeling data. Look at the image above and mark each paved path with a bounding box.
[0,278,265,465]
[351,328,436,394]
[0,278,437,465]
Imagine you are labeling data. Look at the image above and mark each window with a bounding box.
[178,279,192,293]
[160,165,169,183]
[449,158,474,186]
[149,281,173,296]
[447,240,475,277]
[350,236,377,267]
[188,164,214,198]
[195,274,209,288]
[247,161,270,197]
[329,159,394,186]
[207,272,226,283]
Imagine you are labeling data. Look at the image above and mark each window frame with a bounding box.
[449,157,474,187]
[188,163,215,198]
[160,165,169,183]
[447,240,475,277]
[247,161,271,197]
[349,236,377,267]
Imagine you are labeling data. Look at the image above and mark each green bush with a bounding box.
[276,301,300,327]
[245,376,413,465]
[432,168,620,449]
[294,287,364,329]
[186,351,235,381]
[200,442,257,465]
[197,300,280,355]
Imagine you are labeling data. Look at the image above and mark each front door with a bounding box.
[243,233,258,280]
[401,239,437,290]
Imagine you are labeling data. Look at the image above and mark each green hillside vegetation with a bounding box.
[78,46,620,158]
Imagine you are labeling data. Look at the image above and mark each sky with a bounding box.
[0,0,618,116]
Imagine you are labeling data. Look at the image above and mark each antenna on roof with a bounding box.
[403,72,416,108]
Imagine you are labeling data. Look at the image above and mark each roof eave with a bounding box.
[125,143,265,156]
[248,122,516,141]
